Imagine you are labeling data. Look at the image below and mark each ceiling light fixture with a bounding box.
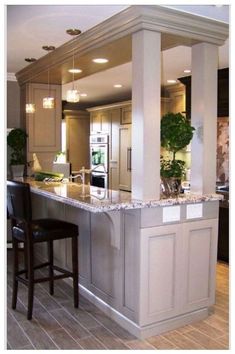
[66,28,81,36]
[25,80,35,114]
[43,68,55,109]
[25,58,37,63]
[80,93,87,97]
[92,58,109,64]
[68,68,82,74]
[42,45,56,51]
[183,69,191,74]
[113,84,123,88]
[167,79,177,84]
[66,50,80,103]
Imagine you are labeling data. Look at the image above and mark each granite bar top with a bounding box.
[19,178,222,213]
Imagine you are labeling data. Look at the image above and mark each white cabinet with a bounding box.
[139,218,218,326]
[119,124,131,191]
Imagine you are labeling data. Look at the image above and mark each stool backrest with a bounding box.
[7,180,32,223]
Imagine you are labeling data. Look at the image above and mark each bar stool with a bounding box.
[7,180,79,320]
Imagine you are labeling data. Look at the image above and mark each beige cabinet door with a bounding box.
[90,112,102,133]
[121,105,132,124]
[25,83,62,171]
[109,108,121,190]
[66,111,90,172]
[119,125,131,191]
[90,110,110,133]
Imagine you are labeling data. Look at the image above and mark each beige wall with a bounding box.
[7,80,21,128]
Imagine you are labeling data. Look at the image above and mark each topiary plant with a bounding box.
[7,128,28,165]
[160,112,195,196]
[161,112,195,160]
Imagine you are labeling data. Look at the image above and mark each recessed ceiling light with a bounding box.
[42,45,56,51]
[113,84,123,88]
[92,58,109,64]
[24,58,37,63]
[80,93,87,97]
[167,79,177,84]
[68,68,82,74]
[66,28,81,36]
[184,69,191,74]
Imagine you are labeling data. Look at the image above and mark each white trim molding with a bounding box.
[7,73,17,81]
[15,5,229,86]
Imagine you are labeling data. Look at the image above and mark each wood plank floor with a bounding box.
[6,250,229,350]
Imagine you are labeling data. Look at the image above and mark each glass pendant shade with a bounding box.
[43,68,54,109]
[26,103,35,114]
[43,97,55,109]
[66,89,80,103]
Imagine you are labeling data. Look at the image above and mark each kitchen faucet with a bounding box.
[69,164,106,184]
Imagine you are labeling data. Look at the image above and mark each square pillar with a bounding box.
[132,30,161,200]
[191,43,218,194]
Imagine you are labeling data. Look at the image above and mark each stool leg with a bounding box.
[27,241,34,320]
[47,241,54,295]
[24,242,28,279]
[72,236,79,308]
[12,238,19,309]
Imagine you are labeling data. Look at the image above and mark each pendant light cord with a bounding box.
[72,50,75,90]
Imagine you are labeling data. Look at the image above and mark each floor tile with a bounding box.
[49,328,83,349]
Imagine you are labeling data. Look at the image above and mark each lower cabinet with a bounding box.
[139,218,218,326]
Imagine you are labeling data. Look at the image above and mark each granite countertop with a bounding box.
[20,178,223,213]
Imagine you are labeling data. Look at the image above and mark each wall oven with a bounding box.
[90,134,109,188]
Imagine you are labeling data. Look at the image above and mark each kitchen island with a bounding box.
[24,178,222,338]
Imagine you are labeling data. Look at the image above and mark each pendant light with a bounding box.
[43,68,55,109]
[66,51,80,103]
[25,80,35,114]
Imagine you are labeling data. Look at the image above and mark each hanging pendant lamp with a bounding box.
[43,68,55,109]
[25,81,35,114]
[66,51,80,103]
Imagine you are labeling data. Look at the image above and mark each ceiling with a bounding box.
[7,4,229,106]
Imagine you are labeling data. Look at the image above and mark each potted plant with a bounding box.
[7,128,28,178]
[160,112,195,196]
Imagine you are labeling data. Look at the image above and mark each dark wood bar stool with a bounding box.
[7,180,79,320]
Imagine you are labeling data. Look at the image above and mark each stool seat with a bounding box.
[13,219,78,242]
[7,179,79,320]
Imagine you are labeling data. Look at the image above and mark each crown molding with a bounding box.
[7,73,17,81]
[15,5,229,86]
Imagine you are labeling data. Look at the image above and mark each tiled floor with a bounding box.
[6,249,229,350]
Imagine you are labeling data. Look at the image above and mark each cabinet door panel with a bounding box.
[66,114,90,172]
[139,224,182,325]
[28,83,61,152]
[182,219,218,311]
[119,125,131,191]
[91,112,102,133]
[121,105,132,124]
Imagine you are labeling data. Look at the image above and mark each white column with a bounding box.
[132,30,161,200]
[190,43,218,194]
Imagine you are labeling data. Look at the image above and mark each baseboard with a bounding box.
[65,277,209,339]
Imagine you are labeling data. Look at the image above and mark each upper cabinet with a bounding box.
[178,68,229,118]
[164,85,185,115]
[90,110,111,133]
[24,83,62,171]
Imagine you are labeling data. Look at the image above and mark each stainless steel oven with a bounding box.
[90,134,109,188]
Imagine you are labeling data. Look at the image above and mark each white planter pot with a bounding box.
[11,164,25,178]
